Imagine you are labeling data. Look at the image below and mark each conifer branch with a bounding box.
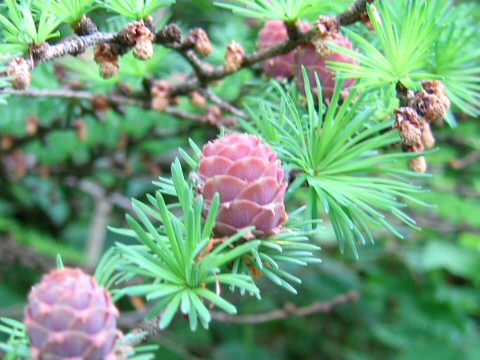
[126,291,359,346]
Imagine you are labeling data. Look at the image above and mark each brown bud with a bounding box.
[312,16,341,57]
[133,39,154,60]
[421,80,447,96]
[7,58,31,90]
[394,107,422,147]
[157,24,182,44]
[409,156,427,173]
[151,80,171,111]
[421,122,435,149]
[1,135,15,151]
[74,15,98,36]
[204,106,222,125]
[413,91,448,124]
[94,44,119,79]
[74,119,88,142]
[224,41,245,72]
[190,91,206,108]
[187,28,213,57]
[123,21,154,46]
[26,115,39,135]
[92,96,110,112]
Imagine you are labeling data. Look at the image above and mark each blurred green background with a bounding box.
[1,1,480,359]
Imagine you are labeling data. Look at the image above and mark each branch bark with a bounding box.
[124,290,359,346]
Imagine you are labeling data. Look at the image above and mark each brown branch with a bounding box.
[210,290,360,324]
[124,290,359,346]
[336,0,376,26]
[0,88,205,123]
[200,88,248,119]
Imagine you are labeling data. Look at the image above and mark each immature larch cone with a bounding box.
[7,58,31,90]
[197,134,288,238]
[94,44,119,79]
[258,20,310,78]
[123,21,155,60]
[295,34,358,101]
[187,28,213,57]
[409,156,427,173]
[224,41,245,72]
[413,80,451,125]
[394,107,422,147]
[24,268,120,360]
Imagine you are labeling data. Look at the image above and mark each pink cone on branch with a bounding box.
[197,134,288,238]
[295,34,358,102]
[24,268,121,360]
[258,20,311,79]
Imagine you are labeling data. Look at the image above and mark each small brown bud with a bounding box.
[94,44,119,79]
[156,24,182,44]
[123,21,154,45]
[204,106,222,125]
[413,91,448,124]
[394,107,422,147]
[1,135,15,150]
[421,122,435,149]
[421,80,447,97]
[74,119,88,142]
[151,80,171,111]
[74,15,98,36]
[225,41,244,72]
[409,156,427,173]
[190,91,206,108]
[133,39,154,60]
[187,28,213,57]
[7,58,31,90]
[92,96,110,112]
[26,115,39,135]
[312,16,341,57]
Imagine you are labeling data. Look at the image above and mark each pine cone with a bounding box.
[197,134,288,238]
[295,34,358,101]
[7,58,31,90]
[25,268,120,360]
[258,20,310,78]
[224,41,245,73]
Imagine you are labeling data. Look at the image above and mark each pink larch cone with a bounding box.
[258,20,311,79]
[295,34,358,101]
[24,268,120,360]
[197,134,288,238]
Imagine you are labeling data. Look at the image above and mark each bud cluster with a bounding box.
[394,80,451,173]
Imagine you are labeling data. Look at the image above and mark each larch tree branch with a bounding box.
[125,290,360,347]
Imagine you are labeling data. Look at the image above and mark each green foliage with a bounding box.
[0,318,29,360]
[107,160,262,330]
[215,0,314,21]
[0,0,61,54]
[330,0,480,119]
[39,0,97,25]
[242,71,429,257]
[98,0,175,19]
[329,1,439,93]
